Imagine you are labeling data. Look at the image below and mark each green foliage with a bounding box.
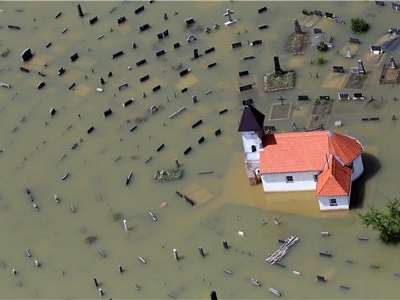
[350,17,370,34]
[358,198,400,243]
[316,56,326,65]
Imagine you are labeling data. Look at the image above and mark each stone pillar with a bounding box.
[389,56,397,69]
[357,60,366,75]
[294,19,302,34]
[274,56,284,75]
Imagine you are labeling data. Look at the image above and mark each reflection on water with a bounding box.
[0,1,400,298]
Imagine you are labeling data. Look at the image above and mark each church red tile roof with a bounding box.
[315,155,351,197]
[259,130,363,174]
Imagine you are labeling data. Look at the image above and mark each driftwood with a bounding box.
[266,235,299,265]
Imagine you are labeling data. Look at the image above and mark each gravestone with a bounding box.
[325,12,335,19]
[389,56,398,69]
[273,56,284,75]
[392,2,400,10]
[349,37,361,44]
[223,8,237,26]
[333,65,345,73]
[314,10,323,16]
[353,93,365,99]
[357,60,366,75]
[239,84,252,92]
[338,93,350,100]
[231,41,242,49]
[298,95,309,101]
[313,28,322,34]
[294,19,302,34]
[375,0,385,5]
[21,48,33,62]
[345,46,352,58]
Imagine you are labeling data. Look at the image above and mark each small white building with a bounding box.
[238,105,364,211]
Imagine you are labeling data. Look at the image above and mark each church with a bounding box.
[238,105,364,211]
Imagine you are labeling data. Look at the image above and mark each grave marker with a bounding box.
[224,8,237,26]
[333,65,344,73]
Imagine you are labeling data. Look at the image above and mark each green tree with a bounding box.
[358,198,400,243]
[350,17,370,34]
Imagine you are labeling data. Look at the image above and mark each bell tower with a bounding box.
[238,105,265,184]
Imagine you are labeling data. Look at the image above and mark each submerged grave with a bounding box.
[264,56,296,92]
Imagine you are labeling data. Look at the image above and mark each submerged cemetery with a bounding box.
[1,1,400,299]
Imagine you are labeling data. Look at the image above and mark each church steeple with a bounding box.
[238,105,265,132]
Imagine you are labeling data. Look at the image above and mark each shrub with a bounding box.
[350,17,370,34]
[316,56,326,65]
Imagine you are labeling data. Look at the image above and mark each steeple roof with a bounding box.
[238,105,265,132]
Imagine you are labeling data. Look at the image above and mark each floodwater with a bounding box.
[0,1,400,298]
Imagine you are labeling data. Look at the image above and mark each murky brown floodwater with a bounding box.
[1,1,400,298]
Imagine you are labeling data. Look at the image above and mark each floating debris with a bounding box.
[154,168,183,182]
[251,278,261,286]
[269,287,281,297]
[85,235,97,244]
[266,236,300,265]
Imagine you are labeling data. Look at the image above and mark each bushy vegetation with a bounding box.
[316,56,326,65]
[350,17,370,34]
[358,198,400,243]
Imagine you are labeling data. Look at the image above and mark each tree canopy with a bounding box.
[358,198,400,243]
[350,17,370,34]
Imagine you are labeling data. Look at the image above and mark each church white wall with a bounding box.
[350,155,364,181]
[261,171,319,192]
[317,194,350,211]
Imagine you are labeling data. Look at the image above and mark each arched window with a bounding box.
[251,145,257,152]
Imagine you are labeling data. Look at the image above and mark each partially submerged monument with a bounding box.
[379,56,400,84]
[264,56,296,92]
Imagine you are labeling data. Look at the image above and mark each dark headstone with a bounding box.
[333,65,345,73]
[251,40,263,46]
[319,95,330,101]
[111,51,124,59]
[302,9,312,15]
[152,85,161,92]
[155,49,165,57]
[118,83,128,90]
[273,56,284,75]
[157,33,164,40]
[231,42,242,49]
[117,16,126,24]
[77,4,84,17]
[392,2,400,10]
[89,16,98,25]
[294,19,302,34]
[163,29,169,37]
[173,42,181,49]
[375,0,385,5]
[298,95,309,101]
[349,37,361,44]
[314,10,323,16]
[205,47,215,54]
[193,49,200,59]
[258,24,269,30]
[134,5,145,14]
[21,48,33,62]
[325,12,335,19]
[338,93,350,100]
[258,7,267,13]
[140,74,150,82]
[353,93,364,99]
[317,275,326,282]
[264,125,276,132]
[37,81,45,90]
[185,17,195,25]
[139,23,150,31]
[103,108,112,117]
[239,84,253,92]
[313,28,322,34]
[239,70,249,77]
[179,69,190,77]
[242,98,253,105]
[70,52,79,62]
[208,62,217,68]
[136,59,147,66]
